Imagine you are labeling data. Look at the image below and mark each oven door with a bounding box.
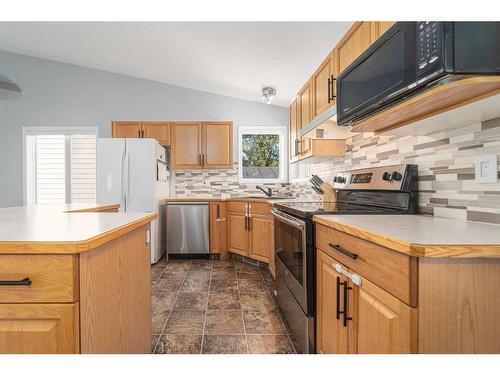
[337,22,417,125]
[272,209,308,312]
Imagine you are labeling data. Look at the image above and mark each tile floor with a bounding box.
[151,256,297,354]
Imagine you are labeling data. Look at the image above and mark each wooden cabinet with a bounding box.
[313,52,336,118]
[349,276,416,354]
[171,122,233,169]
[171,122,203,169]
[336,22,377,74]
[376,21,396,38]
[210,202,229,260]
[202,122,233,168]
[316,250,348,354]
[142,122,170,145]
[316,248,416,354]
[0,303,79,354]
[112,121,142,138]
[112,121,171,145]
[227,201,270,263]
[289,99,299,161]
[298,81,312,155]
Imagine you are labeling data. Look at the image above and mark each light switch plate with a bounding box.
[475,155,498,183]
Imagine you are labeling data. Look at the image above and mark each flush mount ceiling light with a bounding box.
[261,87,277,104]
[0,73,22,100]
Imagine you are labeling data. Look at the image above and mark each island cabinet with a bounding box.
[0,208,153,354]
[227,201,270,263]
[171,121,233,169]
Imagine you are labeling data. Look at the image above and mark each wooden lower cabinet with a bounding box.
[0,303,79,354]
[316,250,348,354]
[209,202,229,260]
[316,249,416,354]
[226,201,270,263]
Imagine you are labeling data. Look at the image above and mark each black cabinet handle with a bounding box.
[0,277,32,286]
[216,204,220,219]
[343,284,353,327]
[336,276,342,320]
[328,77,332,103]
[329,243,358,260]
[245,216,248,230]
[330,75,337,99]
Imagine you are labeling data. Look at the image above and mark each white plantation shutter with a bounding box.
[70,135,96,203]
[35,135,66,204]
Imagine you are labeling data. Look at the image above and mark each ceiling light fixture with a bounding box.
[261,87,277,104]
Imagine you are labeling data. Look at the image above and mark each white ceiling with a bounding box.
[0,22,352,107]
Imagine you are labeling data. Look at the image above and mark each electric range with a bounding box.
[271,164,418,354]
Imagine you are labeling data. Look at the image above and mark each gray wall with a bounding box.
[0,50,288,207]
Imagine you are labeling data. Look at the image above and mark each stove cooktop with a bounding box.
[274,201,405,219]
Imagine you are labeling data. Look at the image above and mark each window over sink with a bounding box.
[238,126,287,183]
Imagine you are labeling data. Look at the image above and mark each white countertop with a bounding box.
[0,203,155,244]
[313,214,500,258]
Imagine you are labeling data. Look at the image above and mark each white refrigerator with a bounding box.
[96,138,169,263]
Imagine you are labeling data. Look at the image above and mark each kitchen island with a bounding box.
[313,214,500,354]
[0,203,156,354]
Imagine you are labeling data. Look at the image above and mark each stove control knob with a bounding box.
[391,171,402,181]
[339,176,346,183]
[382,172,392,181]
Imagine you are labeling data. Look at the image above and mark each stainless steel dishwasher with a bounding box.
[166,202,210,254]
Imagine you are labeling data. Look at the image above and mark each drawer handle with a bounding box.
[0,277,32,286]
[329,243,358,260]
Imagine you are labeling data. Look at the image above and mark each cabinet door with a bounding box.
[202,122,233,168]
[313,53,335,117]
[348,276,417,354]
[289,99,299,161]
[376,21,396,38]
[171,122,202,169]
[210,202,229,260]
[248,213,270,263]
[316,250,348,354]
[112,122,142,138]
[0,303,79,354]
[142,122,170,145]
[298,82,312,155]
[337,22,375,73]
[227,205,247,256]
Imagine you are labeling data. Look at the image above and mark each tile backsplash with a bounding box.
[172,116,500,224]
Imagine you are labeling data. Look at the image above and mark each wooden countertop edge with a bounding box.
[313,215,500,258]
[0,213,157,255]
[64,204,121,213]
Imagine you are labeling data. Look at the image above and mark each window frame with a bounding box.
[238,125,288,184]
[23,126,98,205]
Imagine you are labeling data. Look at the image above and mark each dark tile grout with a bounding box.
[151,256,297,354]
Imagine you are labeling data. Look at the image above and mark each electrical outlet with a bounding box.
[475,155,498,183]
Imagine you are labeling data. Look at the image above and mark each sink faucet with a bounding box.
[256,185,273,197]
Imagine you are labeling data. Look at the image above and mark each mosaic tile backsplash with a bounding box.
[172,116,500,224]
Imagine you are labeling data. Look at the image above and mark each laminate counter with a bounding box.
[313,214,500,258]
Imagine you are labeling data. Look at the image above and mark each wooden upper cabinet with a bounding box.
[0,303,79,354]
[337,22,376,74]
[289,99,299,161]
[299,80,313,130]
[112,122,142,138]
[202,122,233,169]
[142,122,170,145]
[171,122,202,169]
[348,276,416,354]
[316,250,349,354]
[376,21,396,38]
[313,52,336,118]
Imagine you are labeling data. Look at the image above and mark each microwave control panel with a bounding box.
[416,21,443,80]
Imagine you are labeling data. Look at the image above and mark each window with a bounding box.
[24,127,98,205]
[238,126,287,183]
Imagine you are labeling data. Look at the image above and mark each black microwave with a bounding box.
[336,22,500,126]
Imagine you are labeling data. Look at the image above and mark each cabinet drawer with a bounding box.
[227,201,247,213]
[0,255,78,303]
[316,224,417,306]
[248,202,270,215]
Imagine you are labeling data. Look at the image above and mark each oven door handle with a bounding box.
[271,209,305,229]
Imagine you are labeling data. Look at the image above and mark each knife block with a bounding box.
[320,182,337,202]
